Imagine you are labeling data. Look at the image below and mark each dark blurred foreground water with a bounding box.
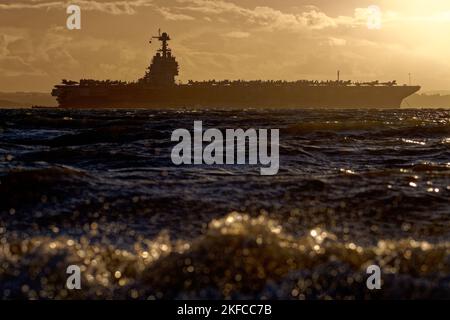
[0,108,449,299]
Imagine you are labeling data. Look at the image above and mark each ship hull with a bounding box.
[52,84,421,109]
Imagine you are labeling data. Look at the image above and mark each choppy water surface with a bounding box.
[0,108,449,299]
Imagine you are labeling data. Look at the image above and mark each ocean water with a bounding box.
[0,108,449,299]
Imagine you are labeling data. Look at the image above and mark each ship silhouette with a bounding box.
[52,30,420,108]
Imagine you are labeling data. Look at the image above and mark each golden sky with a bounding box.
[1,0,450,92]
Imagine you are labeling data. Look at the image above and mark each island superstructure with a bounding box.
[52,30,420,109]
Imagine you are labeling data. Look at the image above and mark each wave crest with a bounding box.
[1,212,449,299]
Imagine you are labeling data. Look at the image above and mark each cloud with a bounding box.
[175,1,450,31]
[224,31,250,39]
[0,1,62,10]
[176,0,360,31]
[176,0,247,15]
[383,10,450,24]
[0,24,149,83]
[250,7,339,31]
[0,0,155,15]
[0,56,44,77]
[324,37,347,47]
[157,7,195,21]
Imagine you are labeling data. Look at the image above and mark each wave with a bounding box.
[284,121,392,134]
[0,166,88,211]
[38,126,149,147]
[1,212,448,299]
[408,163,450,172]
[284,120,450,137]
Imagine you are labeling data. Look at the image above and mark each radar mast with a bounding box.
[141,29,179,86]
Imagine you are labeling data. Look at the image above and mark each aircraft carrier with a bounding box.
[52,30,420,109]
